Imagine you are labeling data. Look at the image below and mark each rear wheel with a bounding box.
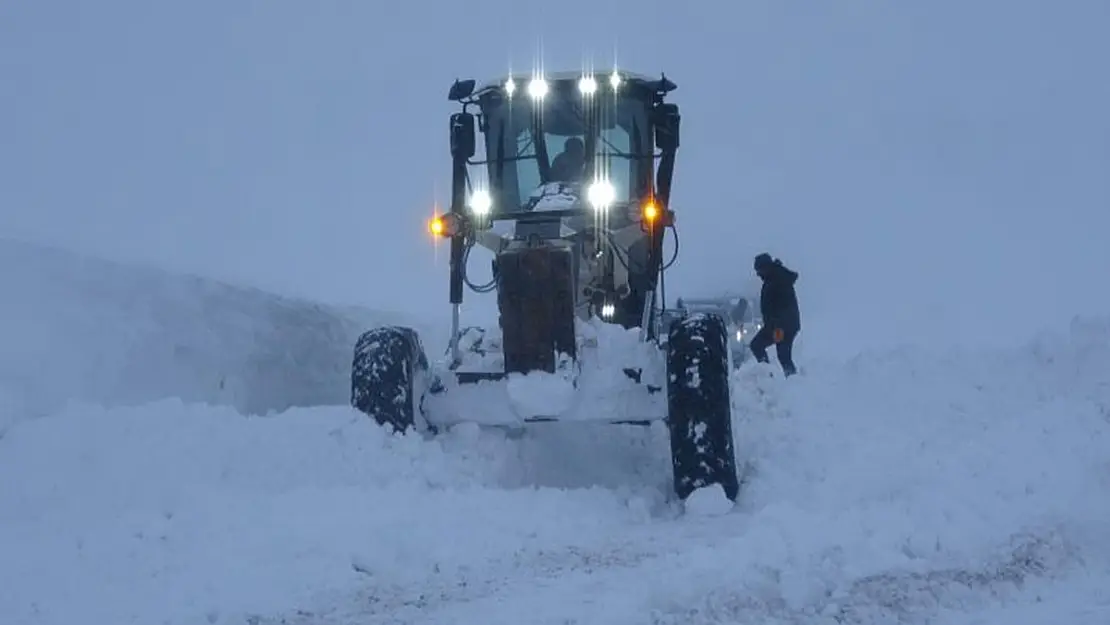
[665,312,740,501]
[351,326,428,433]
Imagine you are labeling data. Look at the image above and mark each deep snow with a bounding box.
[4,2,1109,621]
[1,239,1108,624]
[0,237,422,427]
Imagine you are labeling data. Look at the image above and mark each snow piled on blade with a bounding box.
[505,370,577,417]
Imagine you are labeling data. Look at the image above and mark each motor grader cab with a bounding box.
[349,70,740,505]
[432,70,680,373]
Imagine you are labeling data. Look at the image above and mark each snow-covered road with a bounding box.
[2,240,1108,624]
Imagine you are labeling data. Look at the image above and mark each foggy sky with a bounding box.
[3,0,1108,355]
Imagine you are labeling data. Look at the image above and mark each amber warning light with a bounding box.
[428,213,464,238]
[429,216,445,236]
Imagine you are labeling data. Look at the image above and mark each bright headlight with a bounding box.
[468,190,492,215]
[587,180,616,210]
[578,76,597,95]
[528,78,548,99]
[601,303,616,318]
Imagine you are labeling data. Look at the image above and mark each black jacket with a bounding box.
[759,261,800,332]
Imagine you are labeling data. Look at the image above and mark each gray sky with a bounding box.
[3,0,1108,353]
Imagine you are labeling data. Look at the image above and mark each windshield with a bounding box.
[479,81,653,214]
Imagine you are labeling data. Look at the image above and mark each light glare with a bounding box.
[528,78,548,99]
[587,180,616,210]
[578,76,597,95]
[468,190,492,215]
[429,216,444,236]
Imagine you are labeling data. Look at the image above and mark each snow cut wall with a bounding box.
[0,238,396,423]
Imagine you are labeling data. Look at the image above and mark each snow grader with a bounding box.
[350,70,740,503]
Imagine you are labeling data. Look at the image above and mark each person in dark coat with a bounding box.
[749,253,800,376]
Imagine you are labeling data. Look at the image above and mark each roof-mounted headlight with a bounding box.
[528,78,548,99]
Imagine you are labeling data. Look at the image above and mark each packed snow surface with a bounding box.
[1,240,1109,624]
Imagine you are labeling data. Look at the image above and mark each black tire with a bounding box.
[666,312,740,501]
[351,326,428,433]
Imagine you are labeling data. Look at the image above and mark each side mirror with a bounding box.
[448,78,476,101]
[654,103,680,151]
[450,112,476,160]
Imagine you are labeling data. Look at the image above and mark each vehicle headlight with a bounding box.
[468,189,492,216]
[600,303,616,318]
[528,78,548,99]
[587,180,616,210]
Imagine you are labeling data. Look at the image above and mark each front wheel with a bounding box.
[351,326,428,433]
[665,312,740,502]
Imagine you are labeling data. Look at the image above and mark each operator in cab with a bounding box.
[549,137,586,182]
[749,253,801,377]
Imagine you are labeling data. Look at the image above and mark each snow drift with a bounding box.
[1,240,1108,624]
[0,237,410,425]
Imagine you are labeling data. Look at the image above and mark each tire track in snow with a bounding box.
[263,520,1084,625]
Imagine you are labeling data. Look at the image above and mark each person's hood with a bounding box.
[760,259,798,285]
[775,262,799,285]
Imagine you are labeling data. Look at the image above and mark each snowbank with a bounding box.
[1,314,1106,624]
[0,238,409,424]
[664,315,1110,623]
[0,401,658,625]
